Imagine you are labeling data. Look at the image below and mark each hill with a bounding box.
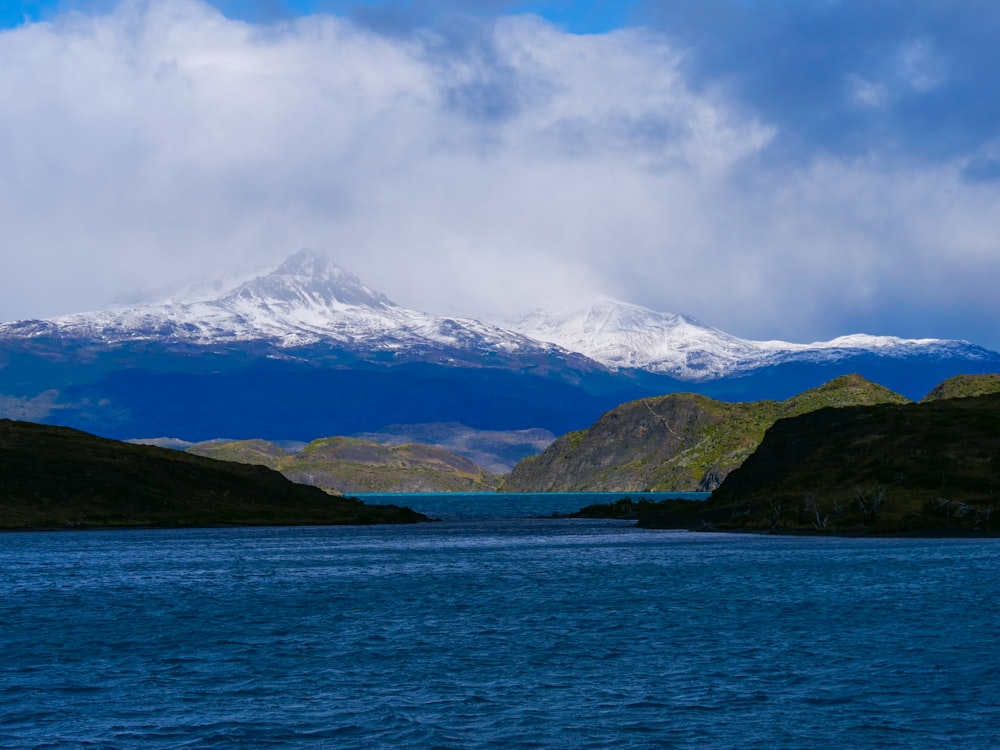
[188,436,501,493]
[635,393,1000,534]
[503,374,909,492]
[920,373,1000,402]
[0,420,429,529]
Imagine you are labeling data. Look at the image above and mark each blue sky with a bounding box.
[2,0,643,33]
[2,0,1000,350]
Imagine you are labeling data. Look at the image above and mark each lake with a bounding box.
[2,493,998,748]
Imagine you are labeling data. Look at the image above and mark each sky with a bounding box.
[2,0,1000,349]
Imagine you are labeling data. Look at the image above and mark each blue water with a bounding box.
[2,495,999,748]
[354,491,709,520]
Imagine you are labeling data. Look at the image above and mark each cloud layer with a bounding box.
[2,0,999,349]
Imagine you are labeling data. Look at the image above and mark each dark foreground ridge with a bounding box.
[628,392,1000,534]
[0,420,429,529]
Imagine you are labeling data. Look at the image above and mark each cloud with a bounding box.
[642,0,1000,164]
[1,0,999,352]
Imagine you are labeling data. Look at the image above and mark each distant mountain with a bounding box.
[353,422,556,474]
[634,392,1000,534]
[502,297,1000,381]
[0,250,667,440]
[1,249,570,361]
[2,249,999,443]
[0,419,429,529]
[188,436,500,493]
[503,374,912,493]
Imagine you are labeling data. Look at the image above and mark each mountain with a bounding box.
[502,298,1000,382]
[0,419,429,529]
[352,423,556,474]
[2,249,568,359]
[0,251,675,441]
[634,392,1000,534]
[188,436,500,493]
[2,249,998,444]
[503,374,912,493]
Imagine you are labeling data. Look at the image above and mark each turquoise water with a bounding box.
[354,491,709,519]
[2,495,999,748]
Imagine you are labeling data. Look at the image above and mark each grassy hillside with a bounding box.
[920,373,1000,402]
[503,374,910,492]
[0,420,429,529]
[636,393,1000,534]
[187,438,292,469]
[189,436,501,493]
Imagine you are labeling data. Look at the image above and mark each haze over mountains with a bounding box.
[1,250,998,444]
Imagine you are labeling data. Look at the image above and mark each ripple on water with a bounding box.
[2,521,999,748]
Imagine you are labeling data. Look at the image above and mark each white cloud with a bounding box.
[0,0,998,350]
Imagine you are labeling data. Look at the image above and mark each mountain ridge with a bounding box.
[500,297,995,381]
[3,250,995,382]
[2,250,999,442]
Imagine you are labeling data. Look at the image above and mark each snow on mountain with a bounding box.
[0,250,564,359]
[500,298,994,381]
[2,253,995,382]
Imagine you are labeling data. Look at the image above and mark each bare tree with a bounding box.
[804,493,832,529]
[856,485,886,524]
[767,498,784,531]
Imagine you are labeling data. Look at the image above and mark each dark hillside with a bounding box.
[639,394,1000,534]
[0,420,428,529]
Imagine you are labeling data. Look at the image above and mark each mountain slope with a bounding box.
[0,251,672,440]
[0,419,428,529]
[503,298,999,381]
[502,374,911,492]
[188,436,500,493]
[636,393,1000,534]
[353,423,556,474]
[0,250,572,361]
[2,250,998,444]
[920,373,1000,402]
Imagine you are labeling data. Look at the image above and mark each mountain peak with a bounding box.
[225,250,395,311]
[274,249,343,279]
[501,298,762,378]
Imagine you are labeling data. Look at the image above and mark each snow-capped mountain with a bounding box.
[500,298,996,381]
[2,250,999,442]
[3,252,997,382]
[0,250,567,361]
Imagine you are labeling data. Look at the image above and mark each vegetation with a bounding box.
[920,373,1000,402]
[0,420,429,529]
[503,374,910,492]
[635,393,1000,534]
[188,436,501,493]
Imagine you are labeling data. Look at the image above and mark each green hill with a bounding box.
[920,373,1000,402]
[188,436,501,493]
[503,374,909,492]
[0,420,429,529]
[636,393,1000,534]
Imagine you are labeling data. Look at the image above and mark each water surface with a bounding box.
[2,500,998,748]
